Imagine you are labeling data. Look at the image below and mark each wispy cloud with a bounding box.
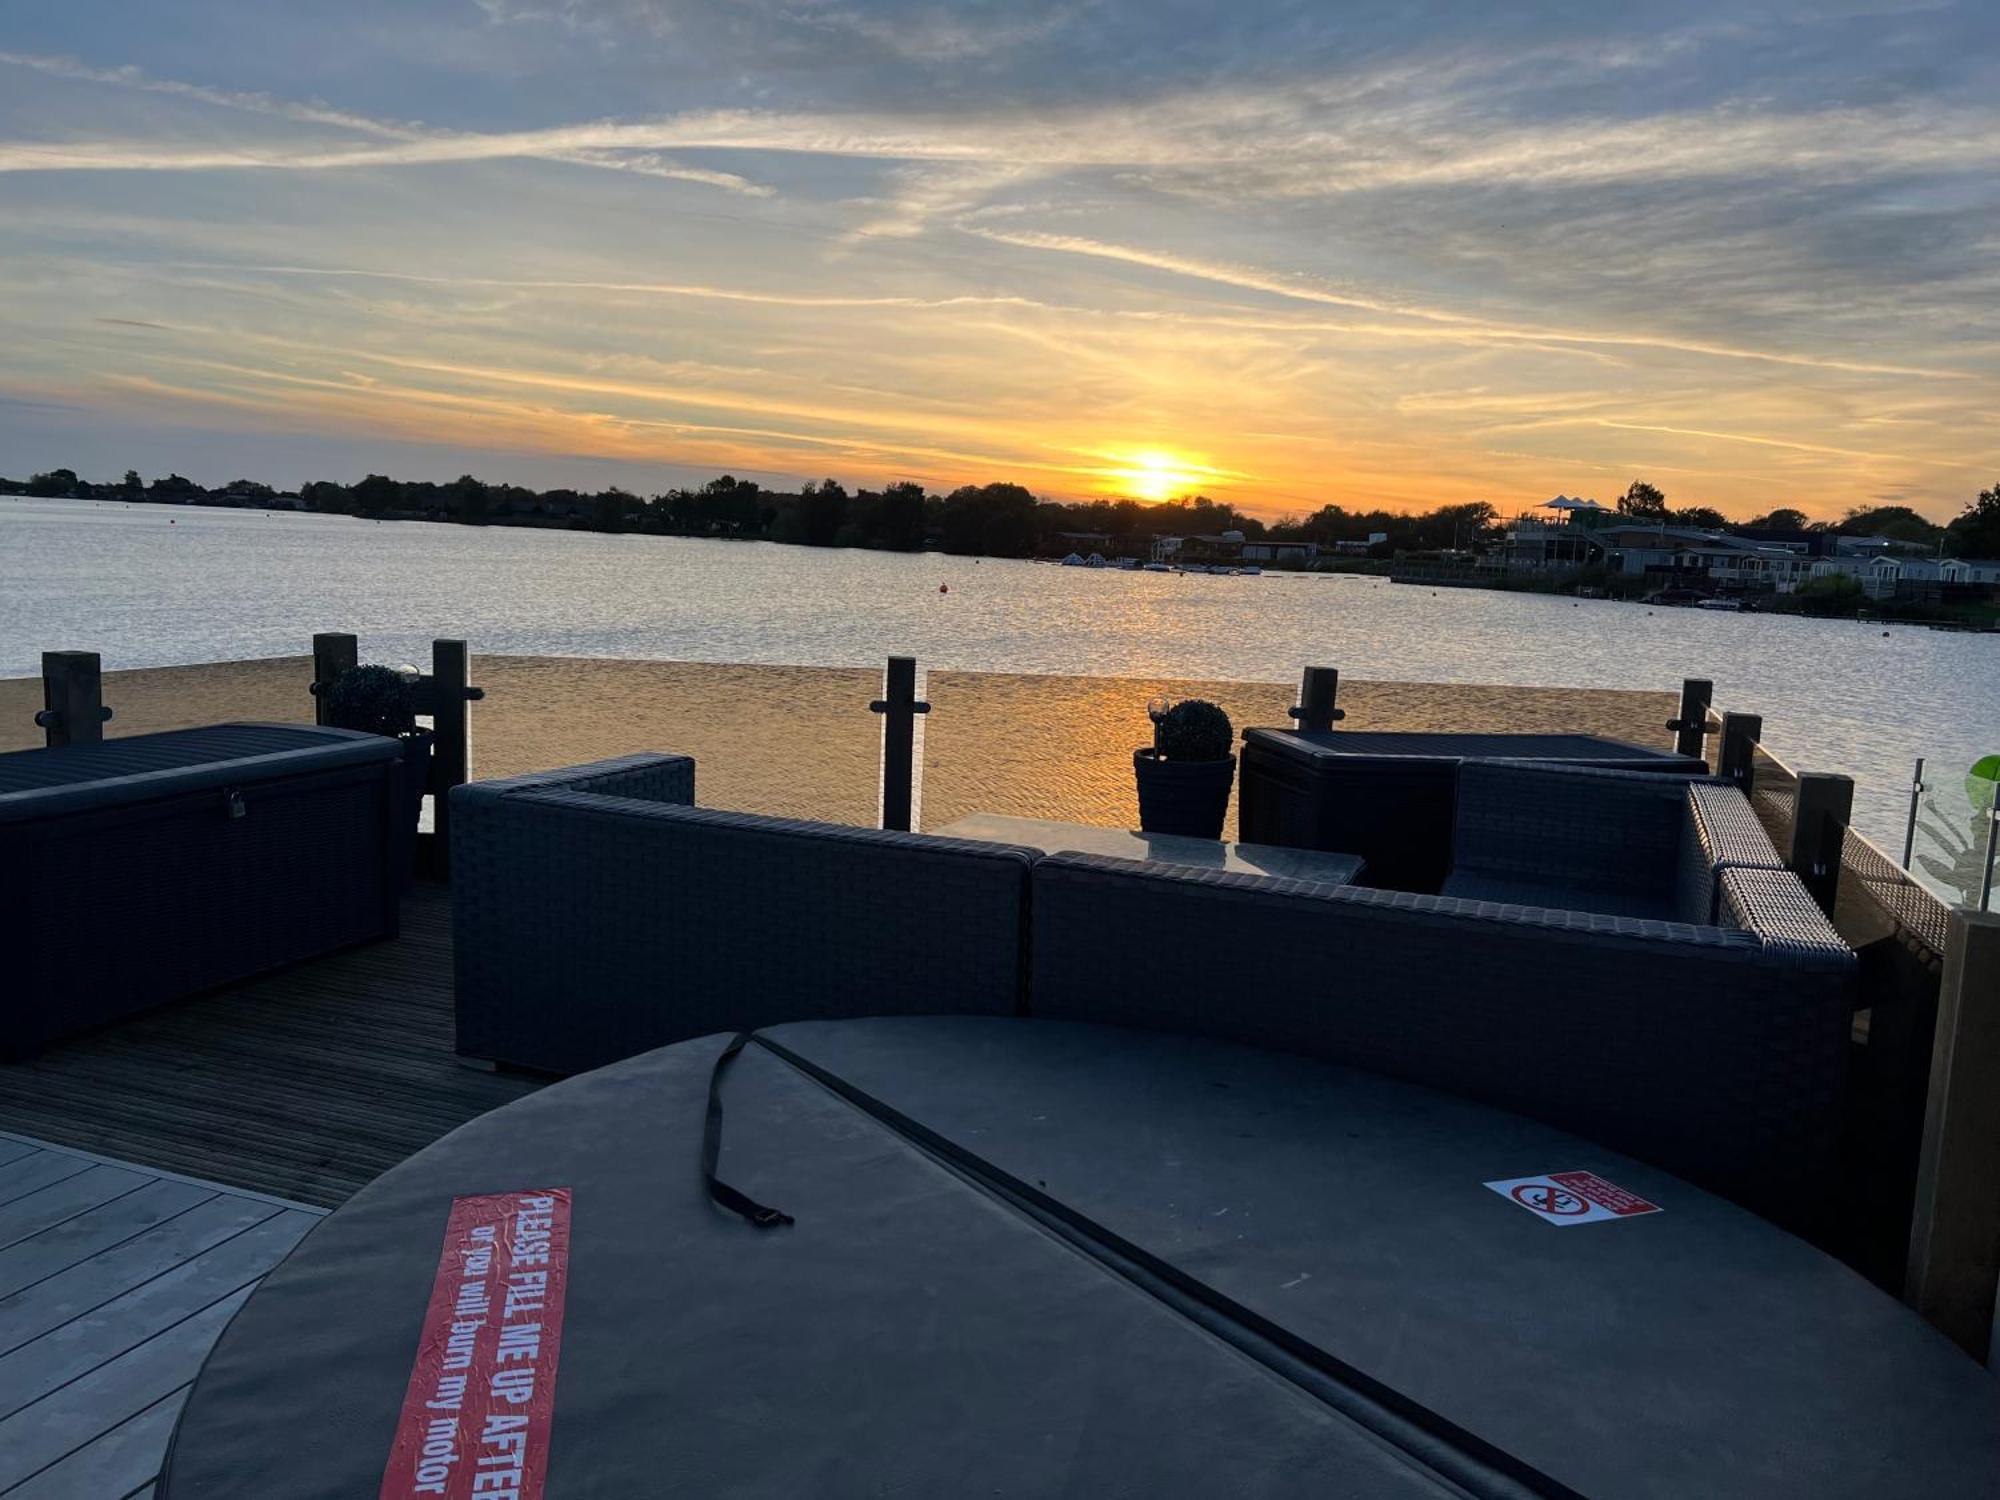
[0,50,420,136]
[2,3,1997,517]
[0,51,776,196]
[167,261,1050,311]
[967,229,1977,379]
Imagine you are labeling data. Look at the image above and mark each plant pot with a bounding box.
[1133,748,1236,840]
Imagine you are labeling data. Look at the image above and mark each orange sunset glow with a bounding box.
[2,7,1996,524]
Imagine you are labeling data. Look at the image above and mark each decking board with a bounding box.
[0,886,541,1206]
[0,887,547,1494]
[0,1286,253,1490]
[5,1389,187,1500]
[0,1168,152,1253]
[0,1139,325,1498]
[0,1184,217,1303]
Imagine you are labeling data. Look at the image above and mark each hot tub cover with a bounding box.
[162,1016,2000,1499]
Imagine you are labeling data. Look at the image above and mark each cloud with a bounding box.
[0,51,777,196]
[966,229,1976,379]
[474,0,1086,64]
[3,2,1998,519]
[167,260,1051,311]
[0,50,418,136]
[14,42,1999,192]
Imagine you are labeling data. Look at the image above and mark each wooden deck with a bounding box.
[0,885,542,1208]
[0,1134,323,1498]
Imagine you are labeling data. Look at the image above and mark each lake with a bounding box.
[3,496,1994,885]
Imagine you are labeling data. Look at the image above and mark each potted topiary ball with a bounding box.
[1133,698,1236,839]
[323,664,433,851]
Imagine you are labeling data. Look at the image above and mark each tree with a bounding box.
[1945,482,2000,559]
[671,475,763,534]
[1838,504,1943,546]
[1674,506,1729,531]
[148,473,201,499]
[350,474,401,514]
[1617,481,1668,520]
[300,480,350,513]
[939,482,1036,556]
[1745,507,1809,532]
[798,478,849,547]
[445,474,491,522]
[1404,501,1497,551]
[590,487,642,529]
[121,469,144,494]
[875,481,928,551]
[1791,573,1865,617]
[25,469,80,497]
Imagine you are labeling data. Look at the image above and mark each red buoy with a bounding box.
[940,584,948,594]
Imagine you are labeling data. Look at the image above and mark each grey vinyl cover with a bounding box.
[1242,730,1707,770]
[161,1017,2000,1499]
[0,722,398,821]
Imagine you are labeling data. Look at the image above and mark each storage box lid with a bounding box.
[0,722,401,820]
[1244,727,1703,770]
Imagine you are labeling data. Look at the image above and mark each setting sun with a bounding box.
[1104,450,1205,502]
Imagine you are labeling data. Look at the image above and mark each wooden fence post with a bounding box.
[35,651,111,748]
[1905,911,2000,1364]
[1288,667,1345,733]
[1718,712,1762,792]
[425,639,482,874]
[1788,772,1853,917]
[1668,678,1713,763]
[871,656,928,832]
[310,634,358,726]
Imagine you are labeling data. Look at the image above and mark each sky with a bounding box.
[1,2,1997,522]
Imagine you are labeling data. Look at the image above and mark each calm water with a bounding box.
[4,497,1994,874]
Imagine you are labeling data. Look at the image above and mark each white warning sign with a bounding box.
[1484,1170,1662,1227]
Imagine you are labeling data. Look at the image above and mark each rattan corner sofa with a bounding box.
[450,755,1034,1075]
[452,751,1854,1233]
[1031,763,1854,1234]
[1237,728,1710,892]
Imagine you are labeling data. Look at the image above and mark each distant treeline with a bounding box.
[9,466,1993,561]
[0,466,1498,559]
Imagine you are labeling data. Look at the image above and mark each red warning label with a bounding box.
[379,1189,572,1499]
[1485,1170,1661,1226]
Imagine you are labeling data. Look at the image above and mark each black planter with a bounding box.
[1133,748,1236,840]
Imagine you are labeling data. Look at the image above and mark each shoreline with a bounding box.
[0,656,1674,835]
[14,495,1992,631]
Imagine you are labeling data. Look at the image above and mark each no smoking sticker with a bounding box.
[1484,1170,1661,1226]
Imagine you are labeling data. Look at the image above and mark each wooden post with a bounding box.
[425,640,481,877]
[870,656,929,832]
[1718,712,1762,792]
[1905,911,2000,1363]
[1287,666,1345,733]
[35,651,111,748]
[1668,678,1713,763]
[1787,772,1852,917]
[310,633,358,726]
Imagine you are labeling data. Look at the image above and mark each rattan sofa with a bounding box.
[0,723,406,1057]
[1238,729,1710,892]
[1029,843,1855,1233]
[451,754,1035,1074]
[1445,761,1792,921]
[452,750,1855,1230]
